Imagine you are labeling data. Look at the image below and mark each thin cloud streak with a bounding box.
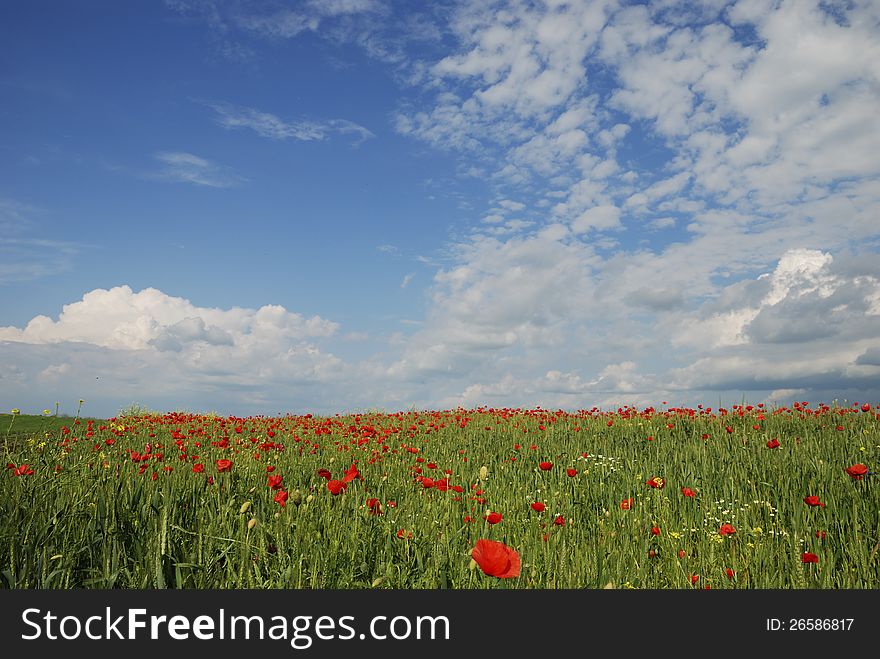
[204,101,375,146]
[153,151,244,188]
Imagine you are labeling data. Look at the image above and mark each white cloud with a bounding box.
[497,199,525,211]
[571,204,621,234]
[0,285,338,349]
[205,102,375,145]
[666,248,880,392]
[667,248,870,349]
[236,0,381,39]
[0,285,351,414]
[38,363,70,380]
[154,151,243,188]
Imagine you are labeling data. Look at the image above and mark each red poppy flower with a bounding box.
[719,523,736,536]
[342,463,361,483]
[396,528,412,539]
[845,463,868,480]
[267,474,283,490]
[803,495,825,507]
[539,461,553,471]
[192,463,204,473]
[766,438,780,449]
[366,498,382,515]
[421,477,435,489]
[726,568,735,580]
[681,487,696,497]
[646,476,665,489]
[327,479,347,495]
[216,459,233,473]
[651,526,660,536]
[386,500,397,508]
[274,489,288,507]
[620,498,633,510]
[470,539,520,578]
[802,552,819,564]
[815,530,826,540]
[484,512,503,524]
[678,550,687,559]
[689,575,699,585]
[554,515,566,526]
[566,468,577,477]
[317,468,332,481]
[531,502,546,512]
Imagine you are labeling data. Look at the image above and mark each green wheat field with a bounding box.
[2,401,878,589]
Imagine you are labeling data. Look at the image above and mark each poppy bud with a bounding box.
[479,466,488,481]
[306,495,314,504]
[240,501,252,514]
[247,518,257,530]
[290,489,302,506]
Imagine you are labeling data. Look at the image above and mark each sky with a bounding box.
[1,0,879,418]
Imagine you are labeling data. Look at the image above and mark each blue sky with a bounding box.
[2,0,879,417]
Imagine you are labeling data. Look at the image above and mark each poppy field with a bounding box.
[2,402,879,589]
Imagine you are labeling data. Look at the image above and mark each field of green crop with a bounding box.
[2,403,878,589]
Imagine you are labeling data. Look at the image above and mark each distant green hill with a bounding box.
[1,413,107,446]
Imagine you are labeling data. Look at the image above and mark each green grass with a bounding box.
[1,405,878,589]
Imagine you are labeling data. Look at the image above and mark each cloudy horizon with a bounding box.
[2,0,879,418]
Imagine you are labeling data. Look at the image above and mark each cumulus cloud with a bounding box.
[668,249,879,349]
[0,285,338,349]
[0,286,352,414]
[666,249,880,393]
